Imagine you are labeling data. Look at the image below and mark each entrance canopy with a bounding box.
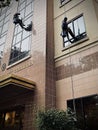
[0,74,36,101]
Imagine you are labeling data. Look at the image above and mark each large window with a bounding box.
[63,15,86,47]
[67,95,98,130]
[0,6,11,64]
[0,106,24,130]
[9,0,33,65]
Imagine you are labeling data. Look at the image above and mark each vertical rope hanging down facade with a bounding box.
[63,3,76,113]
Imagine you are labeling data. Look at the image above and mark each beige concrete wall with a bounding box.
[54,0,98,109]
[55,45,98,109]
[54,0,98,58]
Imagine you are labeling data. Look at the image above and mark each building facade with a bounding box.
[0,0,98,130]
[0,0,55,130]
[54,0,98,129]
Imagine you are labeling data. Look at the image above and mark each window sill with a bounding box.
[7,55,31,69]
[62,36,89,52]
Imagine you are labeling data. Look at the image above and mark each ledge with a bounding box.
[54,37,98,62]
[62,36,89,51]
[7,55,31,69]
[0,74,36,100]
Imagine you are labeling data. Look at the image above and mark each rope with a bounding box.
[63,3,76,113]
[69,49,76,113]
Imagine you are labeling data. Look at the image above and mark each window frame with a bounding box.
[9,0,33,65]
[67,94,98,130]
[0,105,25,129]
[63,14,87,48]
[0,6,11,63]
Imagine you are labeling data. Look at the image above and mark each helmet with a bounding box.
[64,17,67,21]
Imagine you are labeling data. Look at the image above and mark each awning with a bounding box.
[0,74,36,101]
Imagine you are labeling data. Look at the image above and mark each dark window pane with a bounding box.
[67,95,98,130]
[0,106,24,129]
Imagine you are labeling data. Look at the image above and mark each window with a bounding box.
[63,15,87,47]
[60,0,71,6]
[67,95,98,130]
[0,106,24,129]
[0,6,11,64]
[9,0,33,65]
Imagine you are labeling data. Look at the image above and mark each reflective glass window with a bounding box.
[9,0,33,65]
[0,6,11,61]
[63,15,86,47]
